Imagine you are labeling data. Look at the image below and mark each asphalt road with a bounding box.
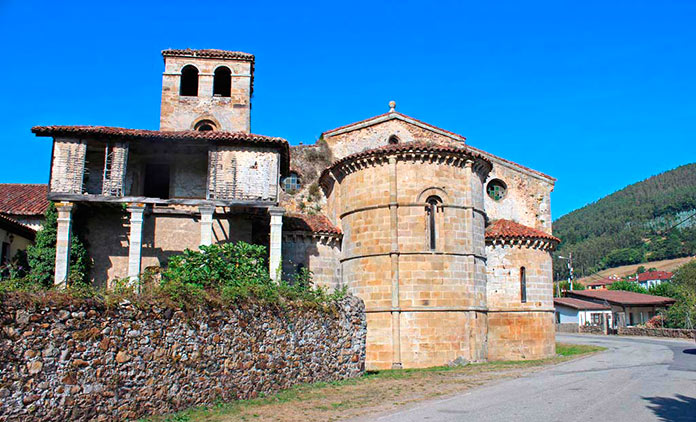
[355,334,696,422]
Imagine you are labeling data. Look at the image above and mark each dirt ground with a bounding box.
[146,344,603,422]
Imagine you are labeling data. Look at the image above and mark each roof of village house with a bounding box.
[0,213,36,241]
[554,297,611,311]
[32,126,290,174]
[284,213,341,236]
[161,49,255,61]
[321,109,555,182]
[637,271,673,282]
[568,290,676,306]
[319,142,491,182]
[0,184,49,216]
[585,277,619,287]
[485,219,560,243]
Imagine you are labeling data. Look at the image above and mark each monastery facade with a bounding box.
[34,49,560,369]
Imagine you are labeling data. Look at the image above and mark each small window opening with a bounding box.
[388,135,400,145]
[180,65,199,96]
[520,267,527,303]
[194,120,217,132]
[426,195,441,251]
[144,163,171,199]
[282,173,301,194]
[487,179,507,201]
[213,66,232,97]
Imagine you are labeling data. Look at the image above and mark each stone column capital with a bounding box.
[126,202,146,213]
[198,205,216,215]
[55,201,74,212]
[268,206,285,217]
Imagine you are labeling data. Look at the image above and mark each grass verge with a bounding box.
[143,342,606,422]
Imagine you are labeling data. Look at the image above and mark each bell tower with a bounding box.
[159,49,254,133]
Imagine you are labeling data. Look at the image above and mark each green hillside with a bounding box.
[552,163,696,280]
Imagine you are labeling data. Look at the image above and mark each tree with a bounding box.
[26,202,89,287]
[661,261,696,328]
[608,280,648,294]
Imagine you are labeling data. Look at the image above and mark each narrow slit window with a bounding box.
[426,196,441,251]
[180,65,199,96]
[213,66,232,97]
[520,267,527,303]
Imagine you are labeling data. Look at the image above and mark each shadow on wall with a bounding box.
[643,394,696,422]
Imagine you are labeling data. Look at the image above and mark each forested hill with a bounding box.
[552,163,696,280]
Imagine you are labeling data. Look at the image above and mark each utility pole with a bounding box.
[558,253,575,294]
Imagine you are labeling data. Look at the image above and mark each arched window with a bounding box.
[180,65,199,96]
[520,267,527,303]
[194,119,217,131]
[388,135,400,144]
[213,66,231,97]
[426,195,442,250]
[282,172,301,194]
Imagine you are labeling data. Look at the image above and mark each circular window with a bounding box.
[486,179,507,201]
[194,119,217,132]
[282,172,301,194]
[388,135,400,145]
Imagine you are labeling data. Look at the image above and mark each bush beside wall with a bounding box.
[0,294,366,421]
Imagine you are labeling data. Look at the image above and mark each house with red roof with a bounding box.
[554,297,612,327]
[0,184,48,271]
[635,271,673,289]
[567,290,676,327]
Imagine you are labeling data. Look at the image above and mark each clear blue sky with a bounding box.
[1,0,694,218]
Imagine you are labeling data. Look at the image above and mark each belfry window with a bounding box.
[213,66,232,97]
[194,119,217,132]
[520,267,527,303]
[426,195,442,250]
[180,65,199,96]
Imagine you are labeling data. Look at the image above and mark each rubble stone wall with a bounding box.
[618,326,696,339]
[0,295,366,422]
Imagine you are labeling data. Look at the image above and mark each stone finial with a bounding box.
[389,101,396,112]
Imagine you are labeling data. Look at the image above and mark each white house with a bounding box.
[554,297,612,326]
[636,271,673,289]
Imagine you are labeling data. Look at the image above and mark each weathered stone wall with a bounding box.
[160,56,252,132]
[282,235,341,290]
[487,312,556,361]
[485,243,555,361]
[324,118,462,161]
[483,158,554,233]
[555,323,579,333]
[208,146,279,202]
[325,149,490,369]
[50,138,87,195]
[79,206,257,284]
[0,295,366,422]
[618,326,696,340]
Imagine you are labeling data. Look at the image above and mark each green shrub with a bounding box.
[608,280,648,294]
[26,202,90,287]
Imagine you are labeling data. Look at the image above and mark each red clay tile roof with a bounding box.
[284,213,341,235]
[322,111,467,141]
[0,184,49,216]
[162,49,254,61]
[0,213,36,241]
[554,297,611,311]
[320,142,491,182]
[32,126,290,175]
[637,271,673,282]
[485,219,560,243]
[586,277,619,287]
[568,290,676,306]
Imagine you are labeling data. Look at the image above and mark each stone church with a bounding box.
[33,49,560,369]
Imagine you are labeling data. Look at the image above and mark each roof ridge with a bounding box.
[322,111,467,141]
